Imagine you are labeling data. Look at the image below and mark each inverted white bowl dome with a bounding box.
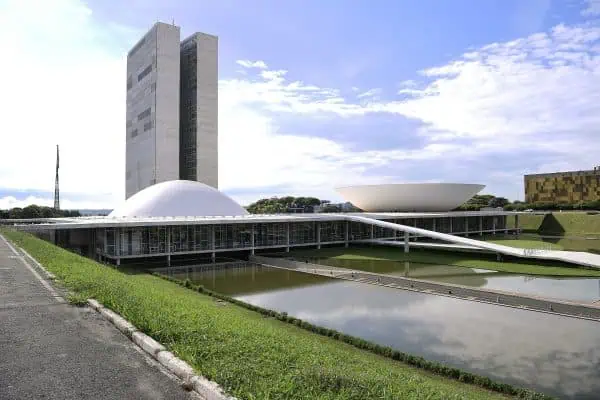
[109,180,248,218]
[335,183,485,212]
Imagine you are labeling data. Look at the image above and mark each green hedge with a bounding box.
[154,273,552,400]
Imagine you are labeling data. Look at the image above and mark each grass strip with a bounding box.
[2,229,552,400]
[288,246,600,277]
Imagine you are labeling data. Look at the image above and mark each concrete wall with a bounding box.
[193,33,218,189]
[126,22,181,199]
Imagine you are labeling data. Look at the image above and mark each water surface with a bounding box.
[168,264,600,399]
[309,258,600,303]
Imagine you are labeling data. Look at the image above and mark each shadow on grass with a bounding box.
[538,214,566,235]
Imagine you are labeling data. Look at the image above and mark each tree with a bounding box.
[21,204,43,219]
[488,197,509,208]
[8,208,23,219]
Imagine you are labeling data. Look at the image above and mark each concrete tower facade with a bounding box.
[125,22,218,199]
[179,32,218,189]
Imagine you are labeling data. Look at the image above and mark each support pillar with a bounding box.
[432,218,436,232]
[449,217,453,234]
[404,231,409,253]
[115,228,120,267]
[344,221,349,248]
[370,224,374,240]
[166,227,171,266]
[286,222,290,252]
[103,228,107,256]
[465,217,469,236]
[492,216,497,235]
[504,215,509,234]
[250,224,255,255]
[210,225,216,262]
[479,216,483,236]
[515,214,520,235]
[316,222,321,250]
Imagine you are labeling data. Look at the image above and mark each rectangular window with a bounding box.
[138,108,151,121]
[137,64,152,82]
[126,76,132,90]
[143,121,153,132]
[131,128,138,138]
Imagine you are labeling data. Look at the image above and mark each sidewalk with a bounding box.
[0,234,197,400]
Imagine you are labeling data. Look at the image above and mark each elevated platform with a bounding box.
[347,216,600,270]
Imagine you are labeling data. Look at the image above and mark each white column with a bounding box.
[479,216,483,236]
[115,227,121,267]
[211,225,216,261]
[432,218,436,232]
[515,214,520,233]
[316,221,321,250]
[167,227,171,266]
[250,224,255,255]
[465,217,469,236]
[449,217,453,234]
[344,221,349,248]
[286,222,290,252]
[492,216,497,235]
[404,231,409,253]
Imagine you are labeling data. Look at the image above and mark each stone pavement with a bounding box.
[0,234,198,400]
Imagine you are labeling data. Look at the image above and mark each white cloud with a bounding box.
[0,0,136,207]
[356,88,382,99]
[2,1,600,209]
[378,23,600,162]
[235,59,268,69]
[582,0,600,16]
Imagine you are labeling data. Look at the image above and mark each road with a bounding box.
[0,234,198,400]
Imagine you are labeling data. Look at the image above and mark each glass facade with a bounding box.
[320,221,345,242]
[290,222,316,245]
[254,223,287,247]
[96,215,514,259]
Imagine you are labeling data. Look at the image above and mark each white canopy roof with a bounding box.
[109,180,248,218]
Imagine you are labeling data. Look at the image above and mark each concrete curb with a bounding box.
[17,245,56,280]
[87,298,235,400]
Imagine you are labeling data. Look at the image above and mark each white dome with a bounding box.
[336,183,485,212]
[109,180,248,218]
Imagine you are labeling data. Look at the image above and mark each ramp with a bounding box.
[344,215,600,270]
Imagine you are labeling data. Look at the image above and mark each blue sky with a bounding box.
[0,0,599,209]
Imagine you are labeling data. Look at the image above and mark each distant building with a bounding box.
[125,22,218,199]
[524,167,600,204]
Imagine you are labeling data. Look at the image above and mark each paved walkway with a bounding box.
[0,234,198,400]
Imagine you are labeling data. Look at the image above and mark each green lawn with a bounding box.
[506,214,545,232]
[2,229,541,400]
[506,212,600,235]
[290,246,600,277]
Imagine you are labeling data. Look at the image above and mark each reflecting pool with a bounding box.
[167,264,600,399]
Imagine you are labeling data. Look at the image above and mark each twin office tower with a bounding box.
[126,22,218,199]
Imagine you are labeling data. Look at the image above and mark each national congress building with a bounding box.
[126,22,218,198]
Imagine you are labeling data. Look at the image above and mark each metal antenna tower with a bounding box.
[54,144,60,210]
